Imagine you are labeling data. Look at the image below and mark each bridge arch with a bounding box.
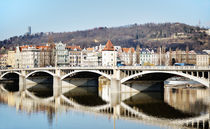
[121,71,209,87]
[0,71,21,79]
[61,70,111,80]
[26,70,55,78]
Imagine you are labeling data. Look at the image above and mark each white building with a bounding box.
[119,48,136,66]
[66,46,82,66]
[15,45,41,68]
[102,40,117,67]
[55,42,69,67]
[81,51,100,67]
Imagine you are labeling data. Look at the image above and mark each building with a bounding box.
[167,47,197,66]
[66,46,82,66]
[55,42,69,67]
[120,48,136,66]
[202,50,210,65]
[102,40,117,67]
[0,54,8,69]
[140,48,155,66]
[28,26,31,35]
[205,29,210,35]
[7,51,15,67]
[15,45,41,68]
[36,45,52,67]
[81,50,100,67]
[196,52,209,66]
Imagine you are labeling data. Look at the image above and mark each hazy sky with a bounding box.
[0,0,210,40]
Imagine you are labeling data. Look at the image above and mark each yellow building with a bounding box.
[0,54,8,68]
[196,53,209,66]
[7,51,15,67]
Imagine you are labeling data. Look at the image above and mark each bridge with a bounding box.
[0,66,209,97]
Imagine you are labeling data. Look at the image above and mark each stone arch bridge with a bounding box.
[0,66,209,97]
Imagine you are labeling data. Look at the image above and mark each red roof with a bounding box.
[122,48,135,53]
[66,46,82,51]
[19,46,29,51]
[103,40,114,51]
[36,46,50,50]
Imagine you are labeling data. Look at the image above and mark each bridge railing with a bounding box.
[0,66,209,72]
[118,66,210,70]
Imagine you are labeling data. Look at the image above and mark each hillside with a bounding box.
[0,23,210,51]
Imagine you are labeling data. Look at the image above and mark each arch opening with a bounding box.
[0,73,20,92]
[62,71,110,105]
[121,71,208,92]
[26,71,54,98]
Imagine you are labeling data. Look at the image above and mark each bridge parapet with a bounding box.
[0,66,209,89]
[119,66,210,71]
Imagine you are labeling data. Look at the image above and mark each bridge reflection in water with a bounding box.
[0,81,209,129]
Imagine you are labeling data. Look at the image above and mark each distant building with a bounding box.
[120,47,136,66]
[196,52,209,66]
[66,45,82,66]
[28,26,31,35]
[102,40,117,66]
[205,29,210,35]
[81,50,100,67]
[140,48,158,66]
[167,48,197,66]
[15,45,41,68]
[7,51,15,67]
[55,42,69,67]
[0,54,8,69]
[36,45,52,67]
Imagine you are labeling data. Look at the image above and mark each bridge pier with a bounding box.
[19,70,26,93]
[110,69,121,93]
[53,76,62,98]
[19,75,26,92]
[113,105,121,118]
[111,78,121,93]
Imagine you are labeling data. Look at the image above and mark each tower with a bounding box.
[28,26,31,35]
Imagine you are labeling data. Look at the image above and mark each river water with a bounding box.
[0,82,209,129]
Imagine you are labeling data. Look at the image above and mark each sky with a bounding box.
[0,0,210,40]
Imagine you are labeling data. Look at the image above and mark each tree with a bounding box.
[136,45,140,64]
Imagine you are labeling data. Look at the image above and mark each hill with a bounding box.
[0,22,210,51]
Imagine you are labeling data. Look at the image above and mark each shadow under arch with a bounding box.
[63,86,108,107]
[26,71,55,98]
[25,70,55,79]
[61,70,111,80]
[0,72,21,92]
[0,71,21,79]
[121,71,209,88]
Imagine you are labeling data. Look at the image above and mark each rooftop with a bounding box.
[102,40,114,51]
[122,48,135,53]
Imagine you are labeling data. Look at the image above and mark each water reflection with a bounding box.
[164,87,209,115]
[63,87,107,106]
[0,90,56,125]
[123,91,206,119]
[0,82,209,129]
[27,84,53,98]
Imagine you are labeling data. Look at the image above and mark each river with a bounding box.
[0,82,209,129]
